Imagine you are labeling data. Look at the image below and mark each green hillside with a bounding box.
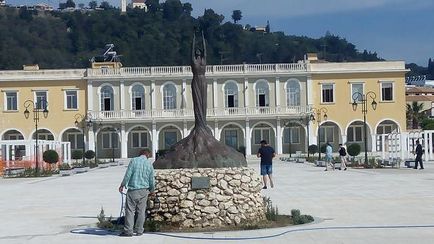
[0,0,381,70]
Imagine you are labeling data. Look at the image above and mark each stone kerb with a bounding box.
[149,167,265,228]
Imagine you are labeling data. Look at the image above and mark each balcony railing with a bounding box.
[87,63,308,78]
[89,106,312,120]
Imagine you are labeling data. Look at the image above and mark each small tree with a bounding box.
[347,143,361,162]
[43,150,59,164]
[231,10,242,23]
[308,144,318,155]
[89,0,98,9]
[84,150,95,160]
[65,0,76,8]
[71,150,83,163]
[320,144,327,154]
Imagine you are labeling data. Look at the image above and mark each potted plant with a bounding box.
[347,143,361,167]
[58,163,73,176]
[72,162,87,174]
[43,150,59,174]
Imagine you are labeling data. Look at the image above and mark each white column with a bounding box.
[341,135,347,145]
[276,119,282,154]
[87,80,94,111]
[214,121,220,140]
[5,145,10,162]
[275,77,280,108]
[244,78,249,107]
[151,80,156,110]
[183,121,188,138]
[152,122,158,156]
[120,80,125,111]
[371,134,377,152]
[310,123,317,147]
[182,79,187,109]
[245,119,251,156]
[306,75,313,108]
[25,144,31,161]
[213,78,218,109]
[88,130,95,151]
[120,123,127,158]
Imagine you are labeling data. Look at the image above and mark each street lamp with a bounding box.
[24,99,49,173]
[310,107,328,160]
[352,91,377,166]
[74,113,93,166]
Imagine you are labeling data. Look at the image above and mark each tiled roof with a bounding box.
[406,95,434,102]
[406,86,434,93]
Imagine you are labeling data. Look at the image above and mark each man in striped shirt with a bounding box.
[118,148,155,237]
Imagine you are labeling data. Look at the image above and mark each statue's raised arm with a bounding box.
[191,32,196,62]
[201,31,206,61]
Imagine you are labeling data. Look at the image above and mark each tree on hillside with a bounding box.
[89,1,98,9]
[407,101,426,129]
[99,1,112,9]
[65,0,76,8]
[231,10,242,23]
[163,0,184,21]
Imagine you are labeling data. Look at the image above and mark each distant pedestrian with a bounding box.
[257,140,275,189]
[338,144,348,171]
[118,148,155,237]
[414,139,424,170]
[325,142,334,171]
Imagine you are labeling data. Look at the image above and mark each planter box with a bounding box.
[98,164,109,169]
[315,160,326,167]
[109,162,118,167]
[59,169,74,176]
[74,167,87,174]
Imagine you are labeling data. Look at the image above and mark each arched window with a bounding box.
[286,80,300,106]
[163,84,176,110]
[131,85,145,110]
[255,80,269,107]
[224,82,238,108]
[100,86,114,111]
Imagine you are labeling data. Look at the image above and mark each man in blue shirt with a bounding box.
[118,148,155,237]
[257,140,275,189]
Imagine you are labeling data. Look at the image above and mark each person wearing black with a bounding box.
[338,144,348,171]
[257,140,275,189]
[414,139,424,170]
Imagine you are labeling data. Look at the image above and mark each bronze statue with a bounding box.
[153,31,247,169]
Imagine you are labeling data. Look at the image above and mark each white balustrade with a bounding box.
[86,63,308,78]
[90,106,310,121]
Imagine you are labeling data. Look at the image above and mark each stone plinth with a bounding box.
[148,167,265,228]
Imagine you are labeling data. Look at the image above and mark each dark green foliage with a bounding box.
[58,163,71,170]
[291,209,314,225]
[71,150,83,161]
[84,150,95,159]
[43,150,59,164]
[65,0,76,8]
[347,143,361,157]
[308,144,318,154]
[17,168,56,177]
[264,197,279,221]
[0,3,381,70]
[232,10,242,23]
[237,146,246,158]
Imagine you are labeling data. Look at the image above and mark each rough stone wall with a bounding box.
[149,167,265,228]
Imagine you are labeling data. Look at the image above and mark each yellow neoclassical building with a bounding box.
[0,55,407,162]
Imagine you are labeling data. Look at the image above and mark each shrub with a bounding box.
[43,150,59,164]
[71,150,83,162]
[347,143,361,157]
[308,145,318,155]
[263,197,279,221]
[84,150,95,160]
[291,209,314,225]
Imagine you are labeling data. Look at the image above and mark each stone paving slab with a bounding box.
[1,160,434,243]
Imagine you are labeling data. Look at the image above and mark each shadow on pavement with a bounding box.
[70,228,118,236]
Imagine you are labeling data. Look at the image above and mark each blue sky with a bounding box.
[7,0,434,66]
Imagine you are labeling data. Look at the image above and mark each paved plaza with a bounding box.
[1,159,434,244]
